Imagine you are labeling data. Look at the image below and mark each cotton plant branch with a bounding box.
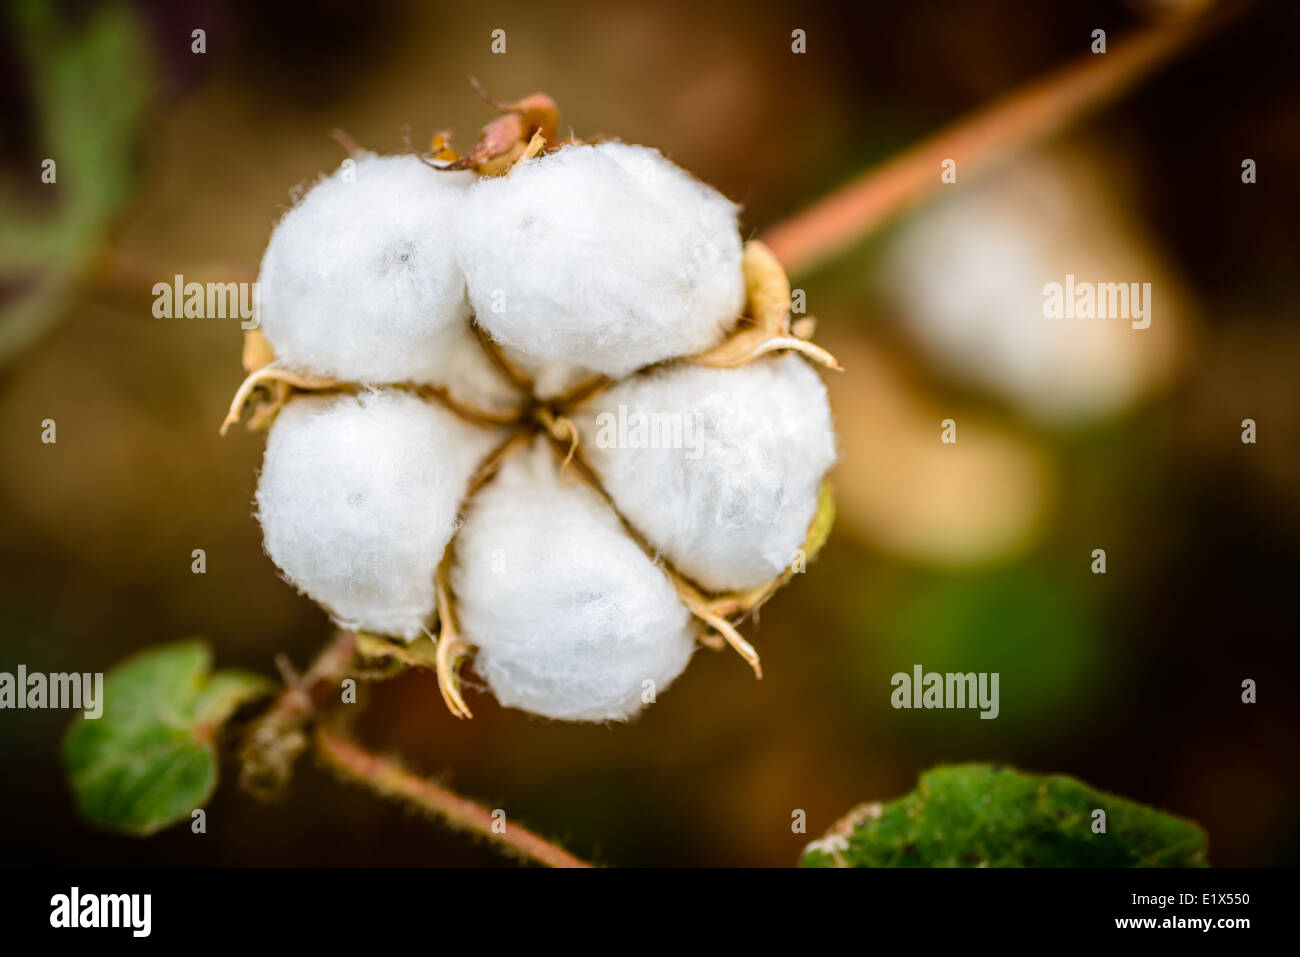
[238,629,358,798]
[759,12,1227,278]
[314,724,591,868]
[239,629,591,867]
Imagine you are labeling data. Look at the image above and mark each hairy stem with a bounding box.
[314,724,592,868]
[239,629,358,798]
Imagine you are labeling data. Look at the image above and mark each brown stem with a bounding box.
[238,630,358,798]
[759,14,1218,277]
[314,724,592,868]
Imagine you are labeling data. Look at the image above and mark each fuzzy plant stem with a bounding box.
[243,630,590,867]
[313,724,591,868]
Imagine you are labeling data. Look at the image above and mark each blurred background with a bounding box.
[1,0,1297,866]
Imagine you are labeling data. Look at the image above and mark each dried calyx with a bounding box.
[224,89,840,723]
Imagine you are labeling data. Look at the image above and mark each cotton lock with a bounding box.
[576,355,837,593]
[255,390,498,639]
[257,154,495,390]
[456,142,746,379]
[451,441,696,721]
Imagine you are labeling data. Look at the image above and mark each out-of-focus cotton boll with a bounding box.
[877,145,1184,425]
[257,153,480,386]
[256,390,498,639]
[818,333,1054,567]
[452,441,695,722]
[456,142,746,378]
[574,355,837,593]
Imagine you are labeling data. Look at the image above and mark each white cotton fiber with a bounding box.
[575,355,837,593]
[451,440,695,722]
[255,390,498,639]
[432,319,533,414]
[500,343,598,401]
[257,153,481,386]
[456,142,746,378]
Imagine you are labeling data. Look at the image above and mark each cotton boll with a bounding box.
[575,355,837,593]
[452,441,695,722]
[256,390,499,639]
[457,142,746,378]
[257,153,481,386]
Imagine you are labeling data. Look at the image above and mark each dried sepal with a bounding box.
[242,328,276,373]
[448,84,560,176]
[434,560,473,720]
[510,129,547,171]
[355,631,440,673]
[690,240,842,371]
[428,130,459,164]
[232,331,291,430]
[219,363,343,435]
[670,570,763,678]
[671,480,834,669]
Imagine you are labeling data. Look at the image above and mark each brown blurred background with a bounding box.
[1,0,1297,866]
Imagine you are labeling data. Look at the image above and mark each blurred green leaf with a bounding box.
[801,763,1208,867]
[0,0,152,363]
[872,563,1103,738]
[63,639,271,836]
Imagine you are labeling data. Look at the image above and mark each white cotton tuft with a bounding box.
[575,355,837,593]
[255,390,498,639]
[456,142,746,378]
[452,440,695,722]
[257,153,488,388]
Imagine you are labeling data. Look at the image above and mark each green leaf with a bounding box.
[801,764,1208,867]
[63,639,272,836]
